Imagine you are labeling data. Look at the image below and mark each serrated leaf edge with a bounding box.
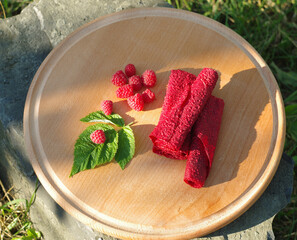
[80,111,125,127]
[115,125,135,170]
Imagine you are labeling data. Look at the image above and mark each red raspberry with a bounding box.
[127,93,144,111]
[90,130,106,144]
[101,100,113,115]
[142,69,156,87]
[128,75,142,91]
[116,84,134,98]
[111,70,127,87]
[142,89,155,103]
[125,64,136,78]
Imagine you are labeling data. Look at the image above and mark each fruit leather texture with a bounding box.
[149,68,218,159]
[184,96,224,188]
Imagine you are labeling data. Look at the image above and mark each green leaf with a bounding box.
[284,89,297,104]
[1,207,13,213]
[12,237,35,240]
[26,179,39,212]
[285,104,297,117]
[271,62,297,88]
[0,199,26,210]
[7,217,18,230]
[70,124,118,177]
[80,111,125,127]
[26,228,41,238]
[115,126,135,169]
[287,120,297,142]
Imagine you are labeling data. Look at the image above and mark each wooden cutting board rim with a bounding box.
[23,7,286,240]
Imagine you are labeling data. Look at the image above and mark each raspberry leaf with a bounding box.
[70,123,118,177]
[80,111,125,127]
[115,125,135,169]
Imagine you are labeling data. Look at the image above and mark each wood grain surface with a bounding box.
[24,8,285,240]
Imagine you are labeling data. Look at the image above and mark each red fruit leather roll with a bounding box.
[149,69,196,159]
[184,95,224,188]
[152,133,191,160]
[150,68,218,159]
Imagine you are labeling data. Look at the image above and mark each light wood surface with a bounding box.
[24,8,285,240]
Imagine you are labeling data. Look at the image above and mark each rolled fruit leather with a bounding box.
[149,68,218,159]
[184,95,224,188]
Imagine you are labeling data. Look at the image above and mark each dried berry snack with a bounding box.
[169,68,218,150]
[116,84,134,98]
[142,69,157,87]
[142,89,155,103]
[183,135,209,188]
[152,133,191,160]
[150,68,218,158]
[125,64,136,78]
[101,100,113,115]
[128,75,142,91]
[111,70,127,87]
[184,96,224,188]
[90,130,106,144]
[149,69,196,159]
[127,93,144,111]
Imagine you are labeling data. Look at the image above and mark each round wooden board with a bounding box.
[24,8,285,240]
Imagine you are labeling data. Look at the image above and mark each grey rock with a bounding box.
[0,6,51,126]
[0,0,293,239]
[29,0,172,47]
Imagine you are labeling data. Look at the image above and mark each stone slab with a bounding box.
[0,0,294,239]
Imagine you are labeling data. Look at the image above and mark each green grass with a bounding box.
[167,0,297,239]
[0,0,31,18]
[1,0,297,239]
[0,179,41,240]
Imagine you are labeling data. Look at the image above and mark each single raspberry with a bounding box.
[125,64,136,78]
[111,70,127,87]
[127,93,144,111]
[116,84,134,98]
[128,75,142,91]
[101,100,113,115]
[90,130,106,144]
[142,69,157,87]
[142,89,155,103]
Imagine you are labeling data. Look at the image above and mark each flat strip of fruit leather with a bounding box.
[150,68,218,159]
[184,95,224,188]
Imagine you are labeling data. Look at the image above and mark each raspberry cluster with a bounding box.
[89,65,157,145]
[110,63,156,112]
